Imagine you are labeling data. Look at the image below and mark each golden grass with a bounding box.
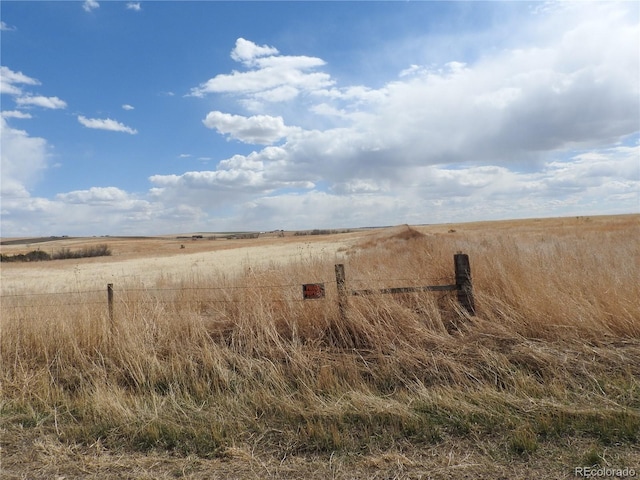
[1,215,639,478]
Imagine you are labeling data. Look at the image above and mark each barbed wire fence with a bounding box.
[0,255,474,321]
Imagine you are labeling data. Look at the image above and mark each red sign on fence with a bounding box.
[302,283,325,299]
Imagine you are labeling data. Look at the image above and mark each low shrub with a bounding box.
[0,250,51,262]
[1,244,111,262]
[52,244,112,260]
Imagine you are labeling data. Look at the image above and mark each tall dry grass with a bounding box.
[2,216,639,463]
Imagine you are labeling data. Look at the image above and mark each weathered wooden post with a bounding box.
[335,264,347,321]
[107,283,114,327]
[454,253,475,315]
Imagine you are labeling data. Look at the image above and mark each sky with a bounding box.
[1,1,639,236]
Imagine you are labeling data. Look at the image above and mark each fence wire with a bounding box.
[1,275,452,297]
[1,275,457,313]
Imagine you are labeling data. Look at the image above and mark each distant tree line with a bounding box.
[1,244,111,262]
[294,229,351,236]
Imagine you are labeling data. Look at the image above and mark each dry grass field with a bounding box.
[1,214,639,479]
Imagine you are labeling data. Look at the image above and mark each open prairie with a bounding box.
[0,231,359,295]
[1,214,639,479]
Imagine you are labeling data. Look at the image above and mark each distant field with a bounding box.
[0,230,359,295]
[1,214,639,479]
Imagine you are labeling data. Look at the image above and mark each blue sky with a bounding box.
[1,1,638,236]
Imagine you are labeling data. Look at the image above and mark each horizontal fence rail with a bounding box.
[352,284,458,295]
[330,253,475,318]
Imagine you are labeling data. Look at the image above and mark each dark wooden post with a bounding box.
[454,253,475,315]
[335,264,347,321]
[107,283,114,327]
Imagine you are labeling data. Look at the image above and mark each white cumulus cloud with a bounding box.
[0,66,40,96]
[57,186,133,205]
[83,0,99,12]
[16,95,67,109]
[77,115,138,134]
[189,38,333,105]
[1,110,32,119]
[231,37,279,65]
[0,117,49,198]
[1,21,16,31]
[203,111,294,144]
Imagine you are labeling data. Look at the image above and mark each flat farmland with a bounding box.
[1,215,639,479]
[0,232,361,295]
[3,215,630,294]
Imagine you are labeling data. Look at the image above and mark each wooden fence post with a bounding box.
[454,253,475,315]
[107,283,114,327]
[335,264,347,321]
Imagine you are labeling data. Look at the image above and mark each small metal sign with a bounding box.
[302,283,325,299]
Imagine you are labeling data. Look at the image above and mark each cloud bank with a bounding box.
[155,4,638,232]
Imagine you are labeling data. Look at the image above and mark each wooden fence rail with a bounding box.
[333,253,475,317]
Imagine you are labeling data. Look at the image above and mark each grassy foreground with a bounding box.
[2,215,639,478]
